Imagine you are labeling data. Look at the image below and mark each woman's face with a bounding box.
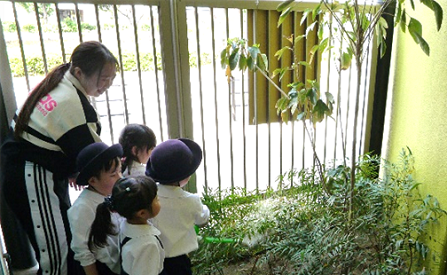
[76,62,117,97]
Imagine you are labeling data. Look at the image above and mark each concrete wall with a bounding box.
[383,0,447,273]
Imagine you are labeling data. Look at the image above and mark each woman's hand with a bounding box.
[69,177,84,191]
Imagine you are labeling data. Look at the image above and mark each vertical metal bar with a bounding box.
[74,3,83,42]
[359,41,371,156]
[34,3,48,75]
[240,9,247,191]
[149,6,164,141]
[266,11,271,189]
[94,4,102,42]
[54,4,66,64]
[194,6,208,192]
[113,4,129,125]
[131,5,146,125]
[210,8,222,193]
[253,10,259,192]
[91,4,101,111]
[344,67,353,152]
[323,13,333,165]
[12,2,30,91]
[225,8,235,191]
[333,31,344,165]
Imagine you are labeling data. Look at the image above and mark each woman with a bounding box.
[0,41,118,275]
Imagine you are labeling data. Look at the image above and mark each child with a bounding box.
[145,138,210,275]
[67,142,124,275]
[119,124,157,176]
[88,176,165,275]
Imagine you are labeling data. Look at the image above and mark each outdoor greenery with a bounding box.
[7,51,212,77]
[191,149,446,274]
[221,0,443,227]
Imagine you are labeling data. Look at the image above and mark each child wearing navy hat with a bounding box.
[68,142,124,275]
[146,138,210,275]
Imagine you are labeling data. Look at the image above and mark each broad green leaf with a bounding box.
[277,0,294,12]
[395,4,402,27]
[220,48,228,69]
[257,53,268,71]
[408,18,423,43]
[379,40,387,58]
[413,32,430,55]
[361,14,370,31]
[341,52,352,70]
[306,88,317,105]
[247,56,254,70]
[325,92,334,104]
[238,54,247,71]
[229,48,240,70]
[313,99,330,123]
[378,17,388,38]
[432,1,443,31]
[248,46,260,61]
[297,112,306,120]
[275,97,289,111]
[400,12,407,33]
[278,7,292,27]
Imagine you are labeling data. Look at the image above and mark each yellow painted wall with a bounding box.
[383,0,447,273]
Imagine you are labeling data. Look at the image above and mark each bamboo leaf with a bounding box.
[294,34,305,44]
[278,7,292,27]
[277,0,294,12]
[301,9,311,25]
[275,47,292,60]
[341,52,352,70]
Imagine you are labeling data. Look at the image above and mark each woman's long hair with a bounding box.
[14,41,118,139]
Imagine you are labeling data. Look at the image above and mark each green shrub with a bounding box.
[80,22,96,31]
[62,17,77,32]
[22,24,36,33]
[2,21,17,33]
[191,150,446,274]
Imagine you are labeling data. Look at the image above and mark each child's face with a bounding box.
[151,195,161,218]
[136,146,154,164]
[89,162,122,195]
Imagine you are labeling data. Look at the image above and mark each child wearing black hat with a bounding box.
[146,138,210,275]
[67,142,124,275]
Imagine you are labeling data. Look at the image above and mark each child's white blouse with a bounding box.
[150,184,210,258]
[120,220,165,275]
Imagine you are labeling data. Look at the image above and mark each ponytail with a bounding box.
[88,200,117,251]
[14,63,70,139]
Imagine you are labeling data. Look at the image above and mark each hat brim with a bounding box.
[77,144,123,185]
[146,138,202,184]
